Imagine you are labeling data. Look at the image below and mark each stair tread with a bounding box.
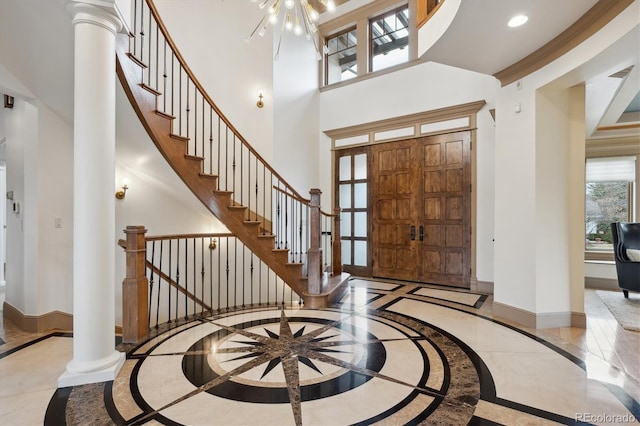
[170,133,189,142]
[200,173,218,179]
[155,110,175,120]
[140,83,161,96]
[185,154,204,161]
[126,52,147,69]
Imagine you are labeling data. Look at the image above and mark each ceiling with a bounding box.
[0,0,638,139]
[326,0,640,139]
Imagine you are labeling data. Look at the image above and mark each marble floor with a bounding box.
[1,280,639,425]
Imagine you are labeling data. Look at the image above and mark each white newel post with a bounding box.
[58,0,125,387]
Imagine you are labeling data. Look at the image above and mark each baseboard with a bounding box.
[585,277,619,291]
[3,301,73,332]
[492,301,585,329]
[472,280,494,294]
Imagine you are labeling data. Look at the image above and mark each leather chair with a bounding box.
[610,222,640,298]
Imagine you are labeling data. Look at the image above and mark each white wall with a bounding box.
[0,162,6,286]
[4,98,37,314]
[319,61,497,283]
[36,103,74,314]
[2,98,74,316]
[153,0,274,163]
[273,28,321,194]
[0,114,5,286]
[493,4,639,315]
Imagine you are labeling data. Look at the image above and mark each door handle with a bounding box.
[410,226,416,241]
[419,226,424,241]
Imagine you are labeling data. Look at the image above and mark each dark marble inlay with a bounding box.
[183,312,386,403]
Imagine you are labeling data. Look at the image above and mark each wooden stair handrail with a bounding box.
[145,0,308,202]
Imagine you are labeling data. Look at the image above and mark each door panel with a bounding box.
[371,132,471,287]
[420,132,471,287]
[372,140,419,280]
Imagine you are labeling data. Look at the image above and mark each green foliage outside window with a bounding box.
[585,181,629,249]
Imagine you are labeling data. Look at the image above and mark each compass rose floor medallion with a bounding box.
[131,307,479,425]
[36,279,639,425]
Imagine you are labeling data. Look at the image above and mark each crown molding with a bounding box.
[493,0,635,87]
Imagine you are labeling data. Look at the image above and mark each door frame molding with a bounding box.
[325,100,486,283]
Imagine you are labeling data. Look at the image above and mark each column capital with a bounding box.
[67,0,124,35]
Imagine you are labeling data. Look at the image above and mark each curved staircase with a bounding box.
[115,0,348,309]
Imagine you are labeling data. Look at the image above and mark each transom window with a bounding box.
[369,5,409,72]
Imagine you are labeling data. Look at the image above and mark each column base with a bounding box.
[58,350,125,388]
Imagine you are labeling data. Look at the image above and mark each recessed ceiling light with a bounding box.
[508,15,528,28]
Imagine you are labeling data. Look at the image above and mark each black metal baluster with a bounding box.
[168,239,172,322]
[139,1,145,75]
[175,239,180,322]
[156,240,163,328]
[132,0,138,56]
[184,237,188,319]
[262,167,266,232]
[186,80,190,152]
[192,238,196,317]
[202,97,206,173]
[225,127,229,191]
[192,87,196,156]
[242,242,246,308]
[201,238,205,316]
[255,157,260,222]
[209,108,213,176]
[171,53,175,118]
[217,117,221,189]
[232,135,236,197]
[148,241,155,329]
[250,256,254,307]
[162,39,167,112]
[285,191,289,252]
[258,259,262,305]
[225,237,230,310]
[234,238,238,308]
[147,4,152,86]
[217,236,221,312]
[155,18,159,90]
[209,237,213,313]
[276,191,281,249]
[246,152,249,220]
[178,67,182,135]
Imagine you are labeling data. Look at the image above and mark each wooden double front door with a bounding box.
[372,132,471,287]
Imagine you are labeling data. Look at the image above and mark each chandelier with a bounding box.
[246,0,336,60]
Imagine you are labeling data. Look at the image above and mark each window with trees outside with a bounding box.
[585,156,636,253]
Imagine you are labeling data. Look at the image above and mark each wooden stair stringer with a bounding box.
[115,34,308,298]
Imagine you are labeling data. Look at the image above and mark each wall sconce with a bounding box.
[4,94,14,109]
[209,238,217,250]
[256,92,264,108]
[115,179,129,199]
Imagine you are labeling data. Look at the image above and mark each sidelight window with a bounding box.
[337,150,369,273]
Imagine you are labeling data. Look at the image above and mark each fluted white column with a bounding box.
[59,1,125,388]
